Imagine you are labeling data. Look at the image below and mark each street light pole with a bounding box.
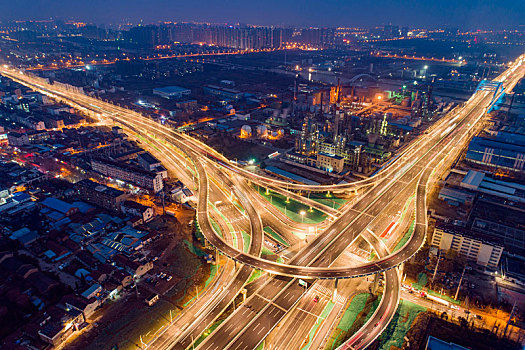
[455,266,466,300]
[432,250,442,284]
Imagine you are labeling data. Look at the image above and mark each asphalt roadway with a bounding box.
[2,56,523,350]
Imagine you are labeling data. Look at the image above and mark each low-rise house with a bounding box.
[26,272,60,297]
[171,187,195,203]
[40,197,79,223]
[75,250,99,268]
[113,254,153,277]
[62,294,100,319]
[43,241,71,262]
[38,306,84,346]
[81,283,102,300]
[112,270,133,288]
[121,200,154,223]
[0,251,14,264]
[88,269,107,284]
[17,264,38,279]
[145,293,159,306]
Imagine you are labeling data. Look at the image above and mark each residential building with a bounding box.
[137,152,161,171]
[137,152,168,178]
[75,179,128,212]
[469,200,525,257]
[121,200,154,223]
[113,254,153,277]
[7,132,30,146]
[91,158,164,192]
[431,221,503,267]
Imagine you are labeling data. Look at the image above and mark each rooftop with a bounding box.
[76,179,126,198]
[426,336,468,350]
[137,152,160,165]
[92,158,160,179]
[265,166,319,186]
[460,170,525,204]
[435,220,505,247]
[153,85,190,94]
[40,197,78,215]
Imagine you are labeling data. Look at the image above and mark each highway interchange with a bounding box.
[1,54,524,349]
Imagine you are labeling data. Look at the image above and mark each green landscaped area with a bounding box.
[247,269,265,284]
[369,251,376,261]
[391,193,415,252]
[377,300,426,350]
[412,272,428,290]
[262,246,274,255]
[426,289,461,305]
[264,226,290,246]
[393,219,415,252]
[308,192,347,210]
[241,231,251,253]
[209,217,223,238]
[255,186,327,224]
[411,273,461,305]
[326,293,380,349]
[262,247,285,264]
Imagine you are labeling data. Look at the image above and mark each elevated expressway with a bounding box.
[194,57,525,350]
[1,55,524,350]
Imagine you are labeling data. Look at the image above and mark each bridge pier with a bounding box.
[241,288,247,303]
[372,273,380,294]
[398,262,405,280]
[333,278,339,301]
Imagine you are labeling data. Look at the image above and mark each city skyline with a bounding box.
[1,0,525,29]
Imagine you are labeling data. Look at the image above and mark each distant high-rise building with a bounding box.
[383,24,400,38]
[123,25,159,47]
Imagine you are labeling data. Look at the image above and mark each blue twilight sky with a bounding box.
[1,0,524,28]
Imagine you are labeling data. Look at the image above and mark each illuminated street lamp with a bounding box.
[300,210,306,224]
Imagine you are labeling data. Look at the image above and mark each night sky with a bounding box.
[1,0,523,28]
